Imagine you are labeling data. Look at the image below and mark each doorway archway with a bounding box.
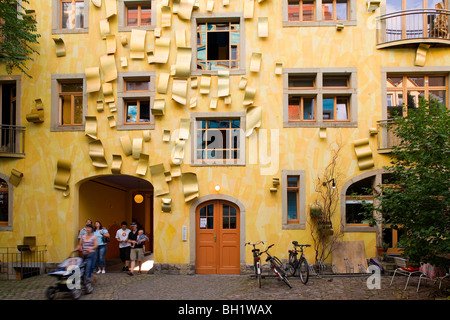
[77,175,153,261]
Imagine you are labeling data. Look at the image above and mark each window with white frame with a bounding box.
[52,0,89,34]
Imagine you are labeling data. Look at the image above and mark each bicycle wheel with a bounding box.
[254,260,262,288]
[298,257,309,285]
[287,254,297,277]
[275,265,292,288]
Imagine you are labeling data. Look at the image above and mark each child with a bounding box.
[135,229,149,252]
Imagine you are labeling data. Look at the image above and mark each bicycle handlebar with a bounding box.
[245,240,265,247]
[292,241,311,248]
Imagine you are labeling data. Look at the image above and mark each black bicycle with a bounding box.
[245,241,265,288]
[261,244,292,289]
[287,241,310,284]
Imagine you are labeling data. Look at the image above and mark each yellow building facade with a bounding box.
[0,0,449,274]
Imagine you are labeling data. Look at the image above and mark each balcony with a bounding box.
[376,120,401,153]
[377,9,450,49]
[0,125,25,158]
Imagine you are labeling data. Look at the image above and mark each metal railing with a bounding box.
[377,9,450,45]
[0,246,47,280]
[0,125,25,158]
[377,119,401,152]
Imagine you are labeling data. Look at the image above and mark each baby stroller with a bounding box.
[46,251,93,300]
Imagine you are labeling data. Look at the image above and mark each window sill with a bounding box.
[341,225,376,233]
[52,28,89,34]
[51,125,85,132]
[282,20,357,28]
[284,121,358,128]
[191,69,246,76]
[282,223,306,230]
[190,160,246,167]
[117,124,155,131]
[118,25,156,32]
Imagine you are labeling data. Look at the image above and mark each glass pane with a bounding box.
[303,1,315,21]
[61,82,83,92]
[322,0,333,20]
[386,0,403,13]
[139,100,150,122]
[288,1,300,21]
[287,176,299,187]
[303,97,315,120]
[407,76,425,87]
[288,96,301,120]
[60,95,72,125]
[0,179,8,223]
[75,1,84,28]
[287,191,298,220]
[336,0,348,20]
[346,177,374,195]
[207,32,230,61]
[387,76,403,88]
[323,98,335,120]
[406,90,424,109]
[428,0,446,9]
[199,206,206,217]
[323,76,349,87]
[126,102,138,123]
[141,6,152,25]
[336,98,348,120]
[289,75,315,88]
[73,96,83,124]
[345,203,367,224]
[229,216,236,229]
[429,76,446,86]
[61,2,71,29]
[127,6,139,26]
[126,80,150,91]
[429,90,446,105]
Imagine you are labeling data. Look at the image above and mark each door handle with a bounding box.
[214,234,216,242]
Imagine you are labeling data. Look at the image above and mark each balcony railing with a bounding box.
[377,120,401,153]
[0,125,25,158]
[377,9,450,48]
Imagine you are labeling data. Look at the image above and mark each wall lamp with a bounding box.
[323,178,336,189]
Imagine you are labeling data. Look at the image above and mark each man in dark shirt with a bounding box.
[127,222,143,275]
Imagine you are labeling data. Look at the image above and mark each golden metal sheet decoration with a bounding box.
[96,100,104,112]
[238,76,247,90]
[54,160,71,191]
[26,110,44,123]
[52,38,66,57]
[149,37,170,64]
[414,43,431,67]
[243,86,256,106]
[164,171,172,182]
[191,76,198,89]
[109,102,117,112]
[224,95,231,105]
[89,139,108,168]
[152,99,166,116]
[181,172,199,202]
[157,73,170,94]
[190,96,197,108]
[161,6,172,27]
[244,0,255,18]
[246,106,262,137]
[172,78,188,105]
[173,0,180,12]
[275,62,283,75]
[319,127,327,139]
[111,154,122,174]
[250,52,262,72]
[170,162,182,177]
[163,129,171,142]
[223,0,230,5]
[106,35,116,55]
[150,163,170,196]
[218,70,230,97]
[178,0,195,20]
[100,54,117,82]
[161,198,172,213]
[258,17,268,37]
[120,34,128,46]
[85,116,98,139]
[200,74,211,94]
[174,47,192,77]
[132,138,143,159]
[210,97,218,109]
[107,115,116,128]
[206,0,214,11]
[92,0,101,7]
[119,135,132,156]
[179,118,190,140]
[136,153,149,176]
[9,169,23,187]
[143,130,151,142]
[353,138,374,170]
[120,57,128,67]
[105,0,117,18]
[171,140,186,165]
[100,19,110,40]
[85,67,101,93]
[130,29,146,59]
[154,27,161,38]
[102,83,115,103]
[176,29,187,47]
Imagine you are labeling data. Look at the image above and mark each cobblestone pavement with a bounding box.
[0,271,446,301]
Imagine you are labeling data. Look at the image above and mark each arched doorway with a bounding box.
[77,175,153,261]
[190,195,245,275]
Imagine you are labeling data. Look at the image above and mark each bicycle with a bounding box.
[245,241,265,288]
[260,244,292,289]
[287,241,310,284]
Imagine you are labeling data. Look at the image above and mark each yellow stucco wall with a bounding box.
[1,0,448,269]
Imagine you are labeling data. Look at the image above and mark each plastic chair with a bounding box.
[389,257,421,290]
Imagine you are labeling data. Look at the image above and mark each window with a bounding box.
[282,170,306,229]
[191,13,246,75]
[345,176,374,226]
[52,0,89,34]
[283,68,357,127]
[190,112,246,166]
[0,173,13,231]
[283,0,356,26]
[117,72,155,130]
[51,74,87,131]
[386,74,448,118]
[118,0,156,31]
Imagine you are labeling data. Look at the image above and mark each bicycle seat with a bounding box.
[292,241,299,246]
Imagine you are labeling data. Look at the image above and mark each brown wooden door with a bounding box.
[196,201,240,274]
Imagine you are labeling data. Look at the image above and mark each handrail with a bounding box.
[378,8,450,21]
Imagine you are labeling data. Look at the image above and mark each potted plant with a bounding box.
[376,242,389,257]
[310,203,323,218]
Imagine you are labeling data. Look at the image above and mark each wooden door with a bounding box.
[196,201,240,274]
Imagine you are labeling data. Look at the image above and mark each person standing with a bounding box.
[115,221,131,272]
[78,219,92,239]
[93,221,109,274]
[75,223,97,283]
[127,222,144,276]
